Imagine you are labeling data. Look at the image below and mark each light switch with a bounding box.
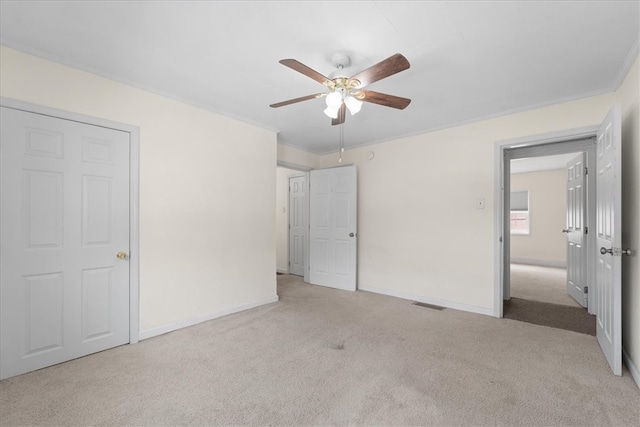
[476,198,485,209]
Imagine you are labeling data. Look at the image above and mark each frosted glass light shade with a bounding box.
[324,106,339,118]
[344,96,363,115]
[326,91,343,108]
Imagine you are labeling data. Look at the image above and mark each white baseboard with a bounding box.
[623,347,640,390]
[139,295,279,341]
[511,257,567,268]
[276,268,289,274]
[358,285,494,317]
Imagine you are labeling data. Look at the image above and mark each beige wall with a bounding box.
[320,92,616,312]
[277,144,321,170]
[276,167,301,272]
[616,58,640,375]
[511,169,567,266]
[0,47,278,334]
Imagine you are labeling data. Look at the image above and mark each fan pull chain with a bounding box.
[339,124,344,163]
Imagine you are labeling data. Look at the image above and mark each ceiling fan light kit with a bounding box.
[270,53,412,126]
[323,78,363,118]
[326,90,343,108]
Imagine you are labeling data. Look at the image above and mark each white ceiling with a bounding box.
[1,1,638,154]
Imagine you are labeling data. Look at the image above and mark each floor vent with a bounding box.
[413,302,445,310]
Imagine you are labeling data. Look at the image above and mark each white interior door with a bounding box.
[566,153,587,307]
[0,107,131,380]
[309,166,357,291]
[595,105,622,376]
[288,174,306,276]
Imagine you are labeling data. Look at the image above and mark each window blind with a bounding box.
[511,191,529,211]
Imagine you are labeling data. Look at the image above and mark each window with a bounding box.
[510,191,530,234]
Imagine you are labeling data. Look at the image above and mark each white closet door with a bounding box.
[1,107,131,380]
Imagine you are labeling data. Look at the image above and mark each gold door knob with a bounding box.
[116,251,128,260]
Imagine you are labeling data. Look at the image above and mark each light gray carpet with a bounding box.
[1,274,638,426]
[510,263,581,307]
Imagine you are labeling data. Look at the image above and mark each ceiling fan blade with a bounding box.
[280,59,331,85]
[350,53,410,87]
[358,90,411,110]
[270,93,324,108]
[332,103,346,126]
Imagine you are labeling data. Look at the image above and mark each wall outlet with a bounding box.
[476,198,485,209]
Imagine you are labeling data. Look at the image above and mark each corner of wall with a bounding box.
[277,143,322,170]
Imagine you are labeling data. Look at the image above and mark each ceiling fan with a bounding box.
[270,53,412,125]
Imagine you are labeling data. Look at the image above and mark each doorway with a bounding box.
[494,131,598,316]
[288,173,307,276]
[276,163,311,283]
[275,163,358,291]
[506,153,595,335]
[495,105,624,376]
[500,139,597,326]
[276,166,301,275]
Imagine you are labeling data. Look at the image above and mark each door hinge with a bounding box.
[585,227,588,234]
[584,286,588,294]
[499,236,503,243]
[584,167,588,175]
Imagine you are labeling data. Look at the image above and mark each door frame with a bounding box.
[277,161,312,283]
[1,97,141,343]
[494,126,599,318]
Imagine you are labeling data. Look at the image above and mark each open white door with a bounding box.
[288,174,306,276]
[566,153,588,307]
[309,166,357,291]
[595,105,622,376]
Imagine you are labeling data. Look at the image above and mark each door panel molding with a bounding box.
[1,97,140,344]
[595,105,622,376]
[566,153,588,307]
[288,174,307,276]
[309,166,357,291]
